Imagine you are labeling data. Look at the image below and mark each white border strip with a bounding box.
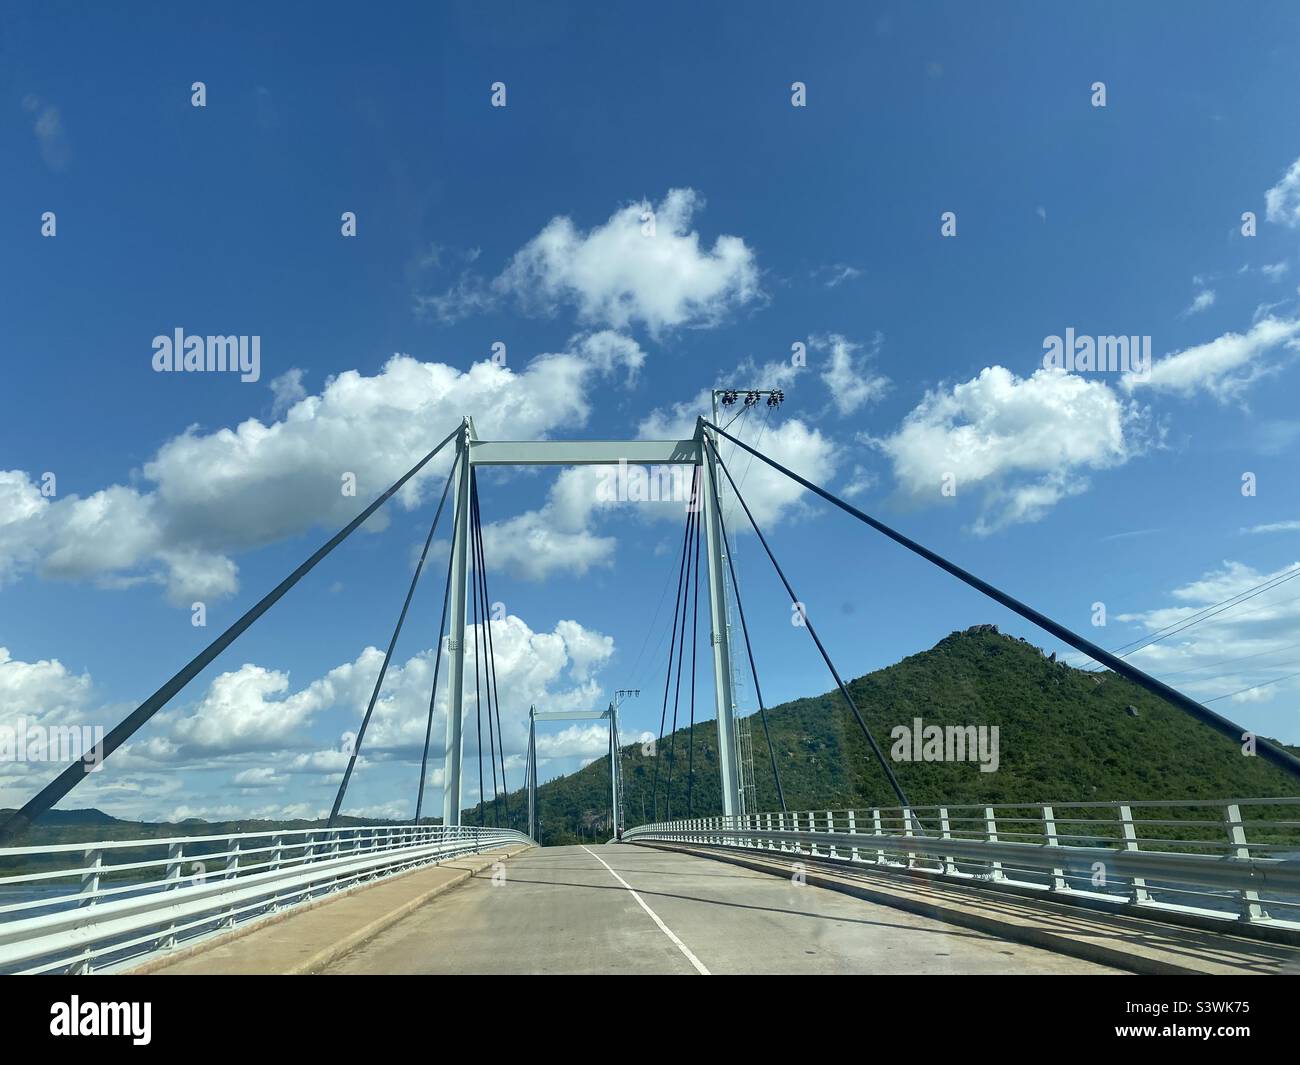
[581,846,710,975]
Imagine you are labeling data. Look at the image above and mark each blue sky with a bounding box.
[3,1,1300,822]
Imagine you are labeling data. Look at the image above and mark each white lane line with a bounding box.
[581,845,710,975]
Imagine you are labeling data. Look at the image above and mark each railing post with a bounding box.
[223,836,241,927]
[1223,803,1264,922]
[1117,804,1149,904]
[938,807,957,876]
[827,811,839,859]
[806,812,818,857]
[68,849,104,973]
[157,842,184,951]
[78,847,102,909]
[1041,805,1067,892]
[847,810,859,862]
[983,808,1003,881]
[872,808,884,864]
[902,807,917,868]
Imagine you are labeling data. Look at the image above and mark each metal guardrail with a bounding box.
[0,822,532,974]
[624,798,1300,928]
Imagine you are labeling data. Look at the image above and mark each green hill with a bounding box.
[471,625,1300,845]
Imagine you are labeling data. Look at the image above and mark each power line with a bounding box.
[1148,640,1300,681]
[1088,565,1300,668]
[1204,670,1300,704]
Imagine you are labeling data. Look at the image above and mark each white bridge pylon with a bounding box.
[527,705,623,841]
[443,417,743,826]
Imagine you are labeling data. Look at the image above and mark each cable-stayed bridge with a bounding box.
[3,414,1299,976]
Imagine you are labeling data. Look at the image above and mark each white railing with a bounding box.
[625,798,1300,929]
[0,822,532,974]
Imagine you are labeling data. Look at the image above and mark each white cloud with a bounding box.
[638,392,839,530]
[22,95,71,171]
[269,368,307,416]
[1261,261,1290,281]
[873,366,1143,534]
[1242,520,1300,534]
[0,612,615,816]
[1265,156,1300,228]
[0,647,95,726]
[1124,316,1300,401]
[427,189,760,335]
[814,264,862,288]
[0,334,644,603]
[842,465,877,499]
[816,333,890,415]
[1185,288,1216,315]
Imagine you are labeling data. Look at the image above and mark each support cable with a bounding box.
[471,512,486,827]
[664,470,701,818]
[472,475,510,826]
[0,424,462,843]
[415,509,457,824]
[652,500,695,819]
[686,478,702,818]
[471,482,500,827]
[705,419,1300,784]
[328,457,458,825]
[705,433,911,812]
[706,456,788,810]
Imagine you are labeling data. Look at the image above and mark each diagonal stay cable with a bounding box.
[0,423,462,843]
[470,476,499,826]
[652,498,695,820]
[705,418,1300,784]
[415,500,457,824]
[328,455,459,825]
[707,470,785,811]
[473,474,511,826]
[687,477,702,818]
[707,461,787,813]
[471,502,487,827]
[705,433,912,814]
[664,470,701,819]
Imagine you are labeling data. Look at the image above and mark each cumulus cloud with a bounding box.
[269,368,307,416]
[0,334,644,604]
[425,189,760,335]
[1265,156,1300,228]
[815,333,890,415]
[1124,316,1300,401]
[0,612,615,815]
[873,366,1143,534]
[0,647,95,725]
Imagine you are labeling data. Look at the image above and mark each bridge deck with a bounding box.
[321,843,1118,975]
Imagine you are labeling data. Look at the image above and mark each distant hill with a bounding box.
[6,627,1296,852]
[470,625,1300,845]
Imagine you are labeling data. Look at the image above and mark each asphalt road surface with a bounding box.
[323,844,1119,975]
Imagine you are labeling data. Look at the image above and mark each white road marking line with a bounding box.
[581,845,710,975]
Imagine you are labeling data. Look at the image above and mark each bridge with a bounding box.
[2,410,1299,976]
